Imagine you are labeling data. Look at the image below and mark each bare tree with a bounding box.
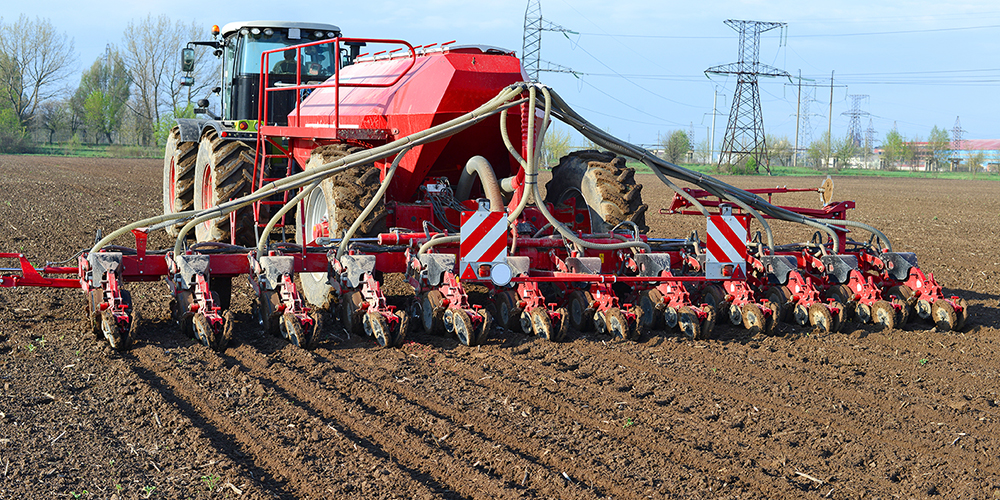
[0,15,76,125]
[120,15,211,146]
[35,99,71,144]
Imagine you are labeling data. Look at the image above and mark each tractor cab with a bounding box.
[183,21,350,127]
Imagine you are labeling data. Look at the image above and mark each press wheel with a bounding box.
[767,286,792,323]
[280,312,307,347]
[496,290,522,332]
[826,284,855,321]
[871,300,895,330]
[931,299,958,332]
[955,298,969,331]
[677,306,699,340]
[886,285,915,325]
[191,312,212,348]
[808,303,834,333]
[763,300,780,336]
[472,309,493,345]
[741,303,766,335]
[529,307,554,341]
[604,307,630,340]
[364,310,391,347]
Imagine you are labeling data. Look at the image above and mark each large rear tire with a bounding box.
[544,150,648,233]
[162,126,197,237]
[297,144,387,309]
[192,129,256,246]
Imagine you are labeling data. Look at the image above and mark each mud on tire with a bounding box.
[162,126,197,237]
[193,129,256,246]
[544,150,648,233]
[297,143,387,308]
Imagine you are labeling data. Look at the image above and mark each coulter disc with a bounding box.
[808,303,834,333]
[741,303,766,335]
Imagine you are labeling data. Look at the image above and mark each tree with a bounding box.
[120,15,214,146]
[73,51,131,144]
[967,150,986,175]
[694,137,711,164]
[0,15,76,125]
[35,99,71,144]
[832,134,858,170]
[881,128,905,170]
[926,125,950,171]
[806,132,831,169]
[766,134,792,167]
[661,130,690,164]
[541,126,572,167]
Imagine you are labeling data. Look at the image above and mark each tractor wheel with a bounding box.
[297,144,387,309]
[543,150,648,233]
[162,126,198,237]
[192,129,256,246]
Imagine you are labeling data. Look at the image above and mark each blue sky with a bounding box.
[21,0,1000,149]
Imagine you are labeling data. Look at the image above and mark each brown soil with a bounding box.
[1,154,998,499]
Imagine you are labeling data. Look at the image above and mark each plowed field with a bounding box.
[1,155,998,499]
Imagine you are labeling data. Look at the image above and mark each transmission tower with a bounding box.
[842,95,869,147]
[951,116,965,152]
[706,20,790,173]
[799,87,815,146]
[864,117,878,168]
[522,0,576,81]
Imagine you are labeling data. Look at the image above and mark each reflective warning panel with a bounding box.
[459,208,508,283]
[705,214,747,280]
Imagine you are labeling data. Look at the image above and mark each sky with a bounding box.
[13,0,1000,150]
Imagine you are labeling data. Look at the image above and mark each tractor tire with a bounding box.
[192,129,256,246]
[162,126,197,237]
[297,144,387,309]
[544,150,648,233]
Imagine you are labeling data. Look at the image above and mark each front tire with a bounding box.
[162,126,197,237]
[192,129,256,246]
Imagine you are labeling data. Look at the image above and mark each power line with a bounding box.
[574,23,1000,39]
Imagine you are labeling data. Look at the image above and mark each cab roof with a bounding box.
[219,21,341,38]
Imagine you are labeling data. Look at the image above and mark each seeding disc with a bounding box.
[451,309,474,346]
[793,303,810,327]
[698,305,716,340]
[192,312,212,348]
[638,289,664,334]
[567,290,594,332]
[955,298,969,331]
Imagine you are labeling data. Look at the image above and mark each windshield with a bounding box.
[240,29,338,77]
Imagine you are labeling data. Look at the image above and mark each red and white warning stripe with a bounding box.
[460,210,507,264]
[706,215,748,265]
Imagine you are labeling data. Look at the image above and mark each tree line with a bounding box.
[0,14,217,153]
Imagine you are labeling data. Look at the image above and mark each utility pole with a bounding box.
[794,70,801,167]
[827,70,834,169]
[710,88,718,164]
[705,19,790,173]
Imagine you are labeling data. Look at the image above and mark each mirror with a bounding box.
[181,47,195,73]
[180,76,194,87]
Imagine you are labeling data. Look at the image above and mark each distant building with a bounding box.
[867,139,1000,172]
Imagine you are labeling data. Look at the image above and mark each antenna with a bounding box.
[706,19,790,173]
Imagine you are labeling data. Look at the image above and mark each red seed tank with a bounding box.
[289,45,528,203]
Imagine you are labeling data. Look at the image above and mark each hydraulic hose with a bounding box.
[455,155,504,211]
